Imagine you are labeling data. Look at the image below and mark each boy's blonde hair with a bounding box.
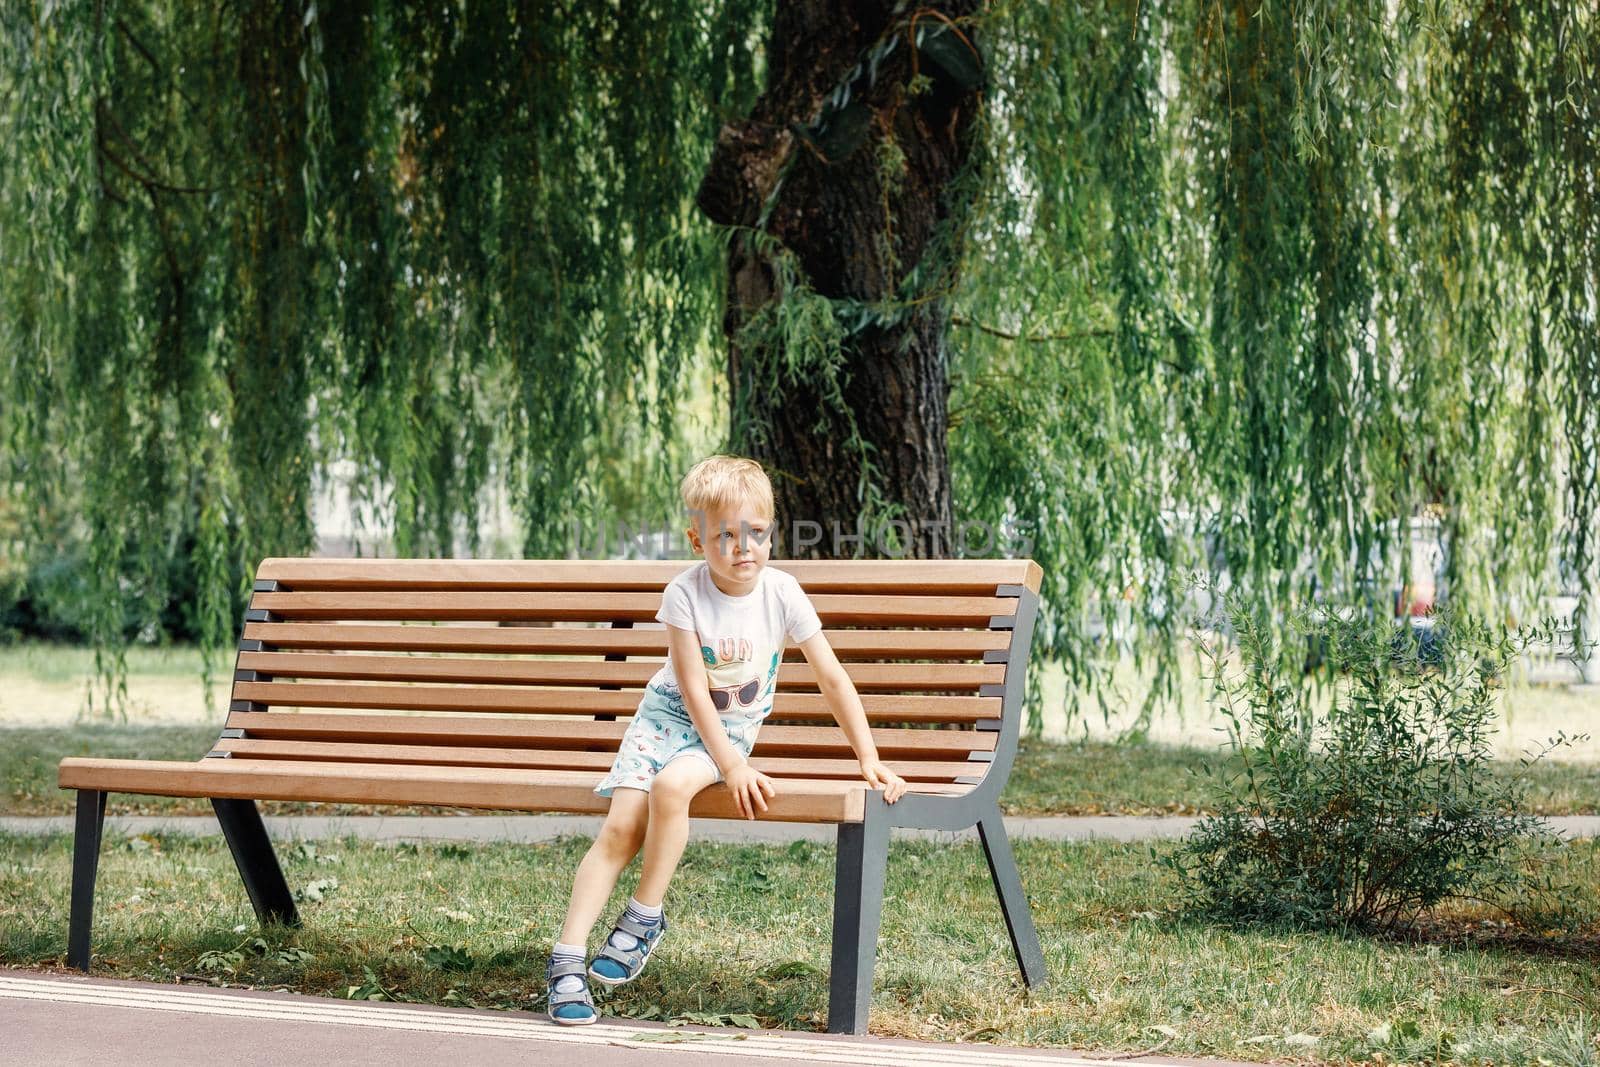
[679,454,775,520]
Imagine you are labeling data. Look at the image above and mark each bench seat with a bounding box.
[59,756,972,823]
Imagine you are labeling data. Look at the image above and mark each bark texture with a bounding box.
[698,1,982,559]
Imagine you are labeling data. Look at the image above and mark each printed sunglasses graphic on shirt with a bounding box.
[709,677,763,712]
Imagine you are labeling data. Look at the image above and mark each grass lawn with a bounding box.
[5,724,1600,818]
[1,830,1596,1062]
[0,642,230,726]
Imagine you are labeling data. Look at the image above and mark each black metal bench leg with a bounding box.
[827,803,890,1035]
[67,790,108,971]
[977,807,1047,988]
[212,798,300,927]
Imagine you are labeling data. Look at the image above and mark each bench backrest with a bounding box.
[216,558,1042,794]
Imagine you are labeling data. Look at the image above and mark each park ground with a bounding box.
[2,641,1598,1064]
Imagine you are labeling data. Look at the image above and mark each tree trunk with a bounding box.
[698,1,983,559]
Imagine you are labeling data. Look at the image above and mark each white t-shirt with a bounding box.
[648,562,824,722]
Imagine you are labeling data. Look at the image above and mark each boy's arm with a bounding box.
[665,623,774,818]
[796,631,908,803]
[665,623,743,773]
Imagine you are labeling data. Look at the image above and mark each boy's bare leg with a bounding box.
[557,788,650,946]
[633,757,719,907]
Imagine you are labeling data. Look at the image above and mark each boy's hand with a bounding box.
[860,759,908,803]
[724,762,776,820]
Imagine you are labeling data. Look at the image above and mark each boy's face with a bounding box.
[686,500,774,591]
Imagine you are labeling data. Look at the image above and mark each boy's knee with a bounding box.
[596,814,646,855]
[649,775,700,811]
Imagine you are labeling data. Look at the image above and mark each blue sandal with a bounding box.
[545,957,598,1025]
[588,910,667,986]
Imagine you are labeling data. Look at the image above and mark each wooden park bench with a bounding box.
[59,557,1046,1034]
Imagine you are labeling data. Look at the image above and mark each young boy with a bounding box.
[544,454,910,1025]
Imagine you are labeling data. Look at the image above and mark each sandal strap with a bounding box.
[597,939,648,969]
[548,958,589,980]
[613,913,661,941]
[548,983,593,1008]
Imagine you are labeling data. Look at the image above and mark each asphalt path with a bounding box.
[0,970,1261,1067]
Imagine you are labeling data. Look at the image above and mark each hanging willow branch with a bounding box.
[0,0,1594,727]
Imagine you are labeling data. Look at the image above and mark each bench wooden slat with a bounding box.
[59,757,970,823]
[231,681,998,723]
[213,739,977,781]
[242,623,1011,659]
[257,557,1042,596]
[236,652,1004,692]
[223,711,997,760]
[249,591,1016,626]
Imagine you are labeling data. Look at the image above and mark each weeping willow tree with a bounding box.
[2,1,1595,727]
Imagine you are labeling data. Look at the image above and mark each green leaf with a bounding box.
[345,966,393,1001]
[423,943,474,972]
[761,960,821,980]
[195,949,243,975]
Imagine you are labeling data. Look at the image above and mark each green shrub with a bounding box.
[1166,584,1587,933]
[0,527,239,645]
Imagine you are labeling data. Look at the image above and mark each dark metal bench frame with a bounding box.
[64,573,1046,1036]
